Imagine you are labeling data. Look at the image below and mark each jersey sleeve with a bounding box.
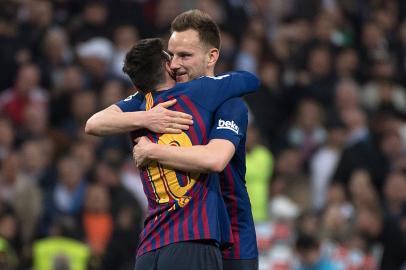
[191,71,259,111]
[115,91,144,112]
[209,97,248,148]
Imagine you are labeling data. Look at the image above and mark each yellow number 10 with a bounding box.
[146,133,199,208]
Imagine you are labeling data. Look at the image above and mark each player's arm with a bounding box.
[133,137,235,173]
[85,97,193,136]
[85,104,148,136]
[193,71,260,110]
[133,98,247,173]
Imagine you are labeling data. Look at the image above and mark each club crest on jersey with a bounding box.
[216,119,239,134]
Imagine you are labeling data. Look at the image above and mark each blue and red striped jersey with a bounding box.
[116,71,259,257]
[209,98,258,260]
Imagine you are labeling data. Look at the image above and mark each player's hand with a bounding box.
[133,136,153,168]
[145,99,193,134]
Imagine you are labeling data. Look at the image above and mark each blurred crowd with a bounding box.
[0,0,405,269]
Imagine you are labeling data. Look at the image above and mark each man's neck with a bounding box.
[205,70,214,77]
[155,81,175,92]
[155,71,176,91]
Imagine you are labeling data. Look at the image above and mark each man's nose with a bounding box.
[170,56,181,70]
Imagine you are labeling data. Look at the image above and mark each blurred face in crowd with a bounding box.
[383,172,406,205]
[29,0,53,28]
[16,64,40,95]
[70,141,95,174]
[57,157,83,191]
[377,81,395,103]
[374,8,398,33]
[361,22,384,50]
[168,29,216,82]
[340,108,366,131]
[246,18,266,39]
[84,2,107,25]
[314,13,334,42]
[43,28,69,65]
[326,183,346,205]
[334,79,360,110]
[84,184,110,213]
[0,214,17,241]
[1,153,20,184]
[322,205,348,237]
[296,99,323,132]
[400,21,406,45]
[80,56,109,79]
[95,162,120,187]
[259,61,280,89]
[71,91,97,122]
[59,66,84,93]
[297,212,319,235]
[335,48,359,78]
[326,126,346,148]
[240,35,261,59]
[155,0,181,28]
[246,124,260,151]
[114,25,139,51]
[349,170,378,208]
[20,140,47,175]
[0,118,14,149]
[297,246,320,267]
[308,47,331,78]
[372,60,395,80]
[356,208,382,239]
[23,104,48,136]
[101,80,125,108]
[275,148,303,177]
[349,170,372,194]
[196,0,224,24]
[380,131,404,159]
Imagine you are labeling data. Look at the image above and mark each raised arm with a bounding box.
[85,99,193,136]
[85,104,147,136]
[133,137,235,173]
[192,71,260,110]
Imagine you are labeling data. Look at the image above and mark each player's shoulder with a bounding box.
[122,91,144,102]
[220,97,248,110]
[116,91,145,112]
[214,98,248,120]
[199,73,232,81]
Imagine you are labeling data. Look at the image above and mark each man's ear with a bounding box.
[165,62,175,80]
[207,48,219,68]
[165,61,171,73]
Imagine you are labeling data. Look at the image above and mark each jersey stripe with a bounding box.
[195,194,204,239]
[179,95,208,143]
[145,92,154,110]
[171,101,200,144]
[224,165,240,258]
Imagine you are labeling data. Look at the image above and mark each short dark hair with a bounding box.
[171,9,221,50]
[122,38,169,93]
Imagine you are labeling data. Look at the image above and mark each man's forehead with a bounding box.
[168,31,203,48]
[167,43,200,54]
[167,42,206,56]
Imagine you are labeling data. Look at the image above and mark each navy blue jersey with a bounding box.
[116,71,259,257]
[210,98,258,260]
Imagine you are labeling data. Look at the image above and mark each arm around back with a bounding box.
[85,104,148,136]
[85,100,193,136]
[133,138,235,173]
